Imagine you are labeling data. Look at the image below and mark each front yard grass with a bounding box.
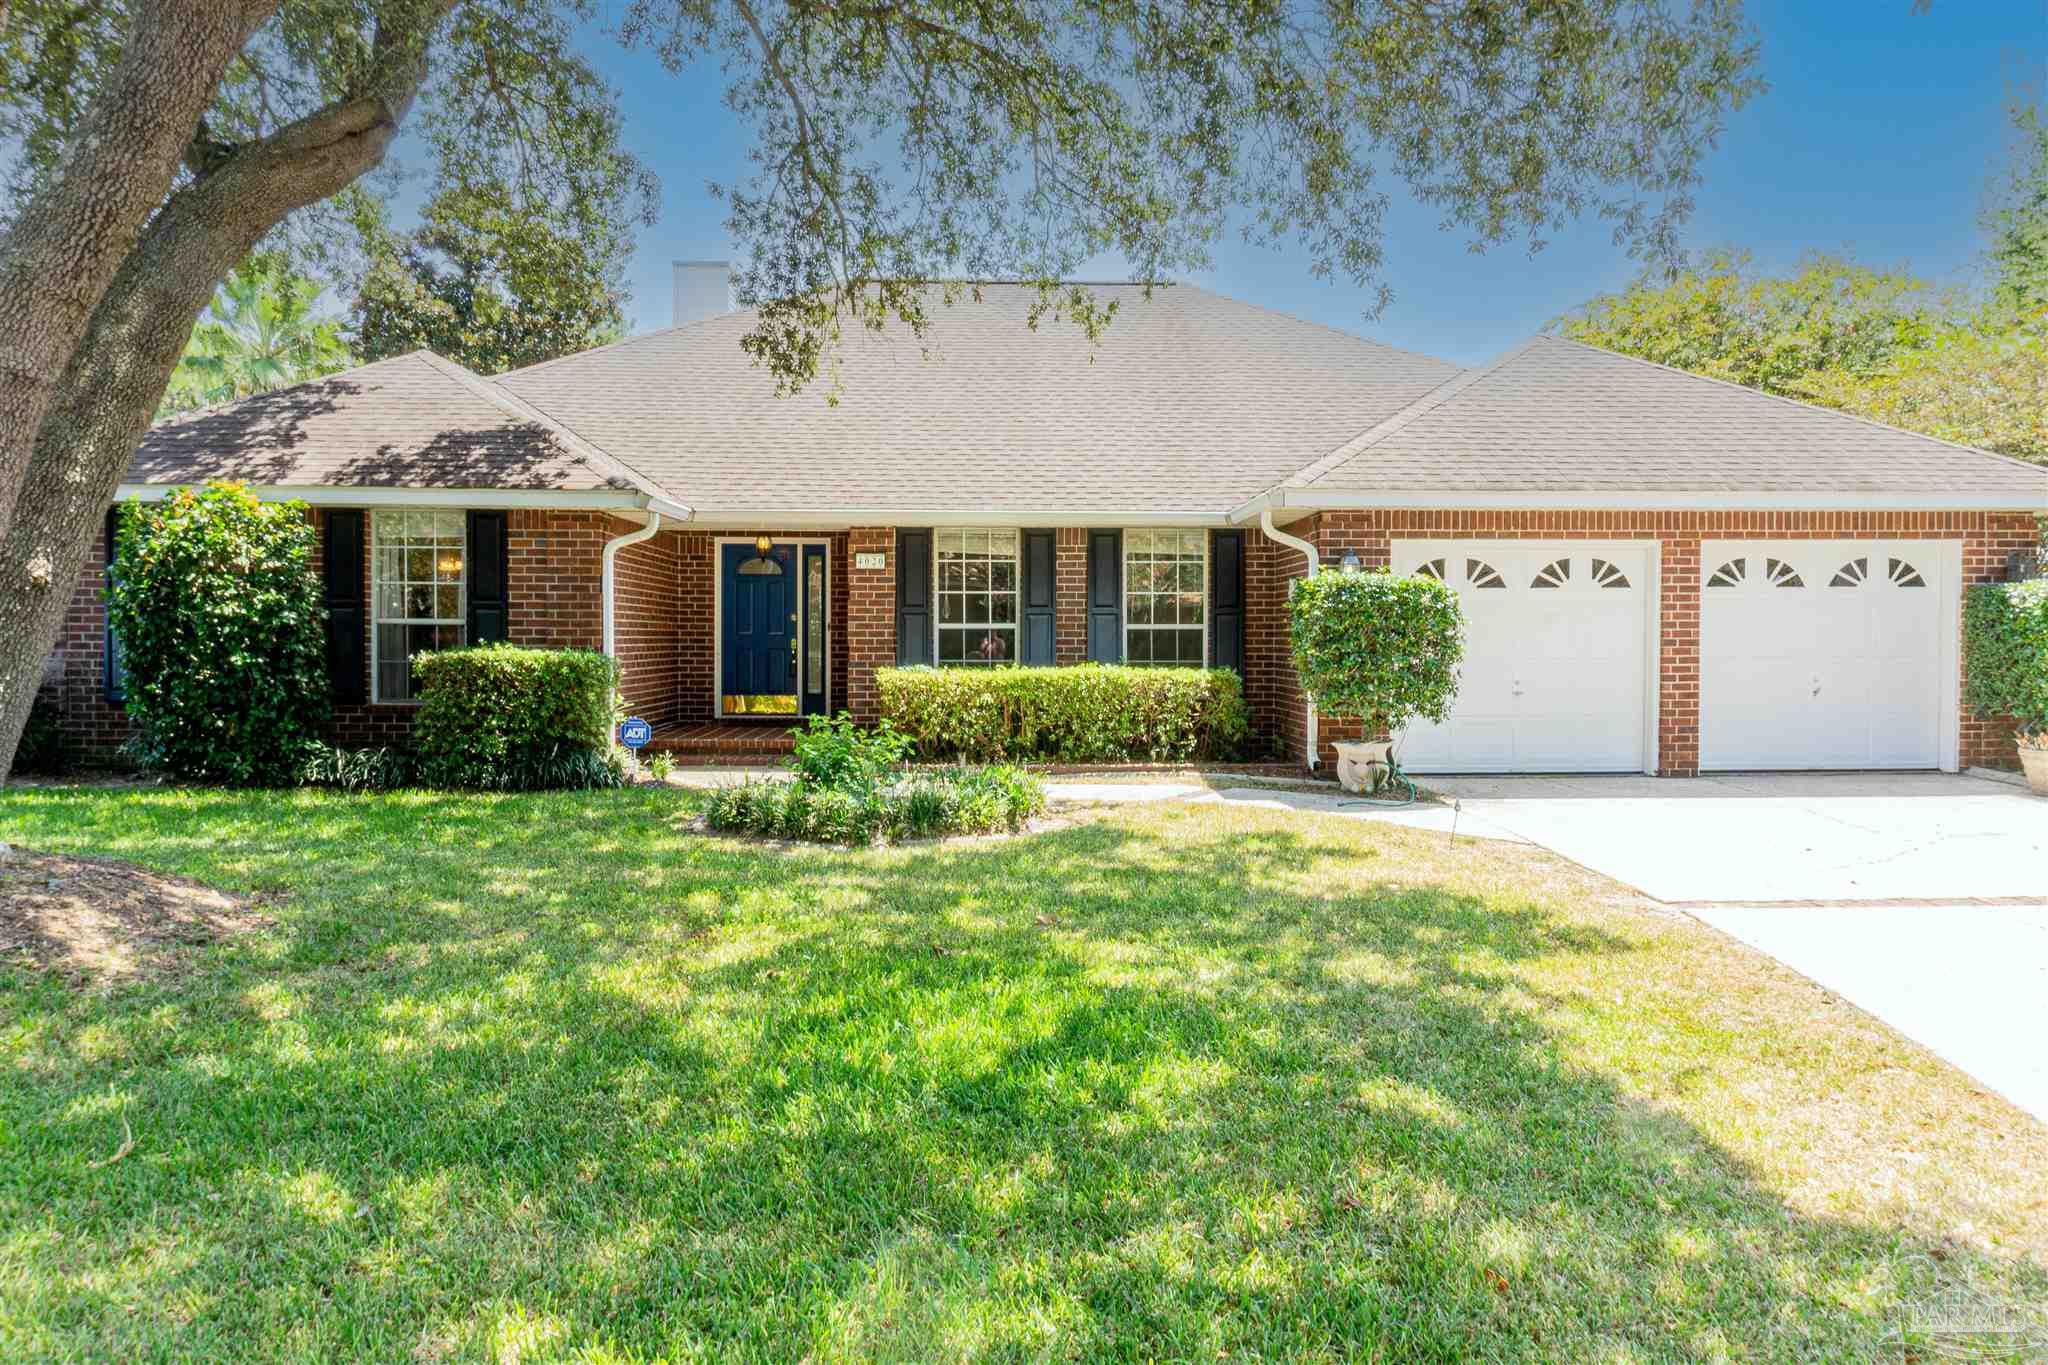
[1,785,2043,1361]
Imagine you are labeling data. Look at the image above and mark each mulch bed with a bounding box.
[0,847,273,984]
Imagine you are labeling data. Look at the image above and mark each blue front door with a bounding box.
[722,542,797,715]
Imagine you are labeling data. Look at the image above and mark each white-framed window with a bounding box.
[935,528,1019,665]
[372,510,467,702]
[1125,528,1206,666]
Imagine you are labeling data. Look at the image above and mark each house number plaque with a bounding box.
[854,552,885,570]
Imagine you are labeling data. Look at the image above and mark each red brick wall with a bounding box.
[846,527,895,721]
[1055,527,1088,664]
[47,530,130,762]
[1257,508,2041,775]
[611,526,682,728]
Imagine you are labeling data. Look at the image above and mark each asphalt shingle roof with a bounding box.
[492,283,1458,515]
[128,351,653,494]
[1294,334,2048,500]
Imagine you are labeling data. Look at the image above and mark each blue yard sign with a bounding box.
[618,717,652,750]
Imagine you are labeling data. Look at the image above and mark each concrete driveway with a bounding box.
[1416,771,2048,1123]
[1423,771,2048,903]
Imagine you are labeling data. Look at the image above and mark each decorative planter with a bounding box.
[2019,734,2048,797]
[1332,739,1395,795]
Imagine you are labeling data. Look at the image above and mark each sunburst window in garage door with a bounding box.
[1393,542,1650,773]
[1415,558,1446,581]
[1700,539,1948,770]
[1707,558,1746,587]
[1589,558,1630,588]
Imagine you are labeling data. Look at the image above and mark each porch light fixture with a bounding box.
[1340,550,1362,573]
[754,534,773,557]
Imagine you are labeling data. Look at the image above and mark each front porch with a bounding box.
[643,720,799,763]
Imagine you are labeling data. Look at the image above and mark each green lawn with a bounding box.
[1,785,2043,1361]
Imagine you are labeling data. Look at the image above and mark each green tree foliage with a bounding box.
[104,483,330,786]
[1984,100,2048,315]
[410,644,624,789]
[1557,100,2048,463]
[350,188,629,375]
[161,253,354,415]
[1557,248,1942,394]
[1288,571,1465,735]
[0,0,1763,777]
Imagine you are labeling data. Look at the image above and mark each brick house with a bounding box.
[49,279,2045,774]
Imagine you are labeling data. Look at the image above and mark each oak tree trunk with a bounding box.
[0,92,419,777]
[0,0,278,545]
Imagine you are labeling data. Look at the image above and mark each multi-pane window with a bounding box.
[1125,529,1206,665]
[936,529,1018,665]
[372,510,466,701]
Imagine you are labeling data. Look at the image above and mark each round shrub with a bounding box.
[411,644,625,790]
[1964,579,2048,739]
[1288,569,1464,734]
[105,483,329,785]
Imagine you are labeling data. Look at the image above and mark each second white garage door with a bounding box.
[1700,540,1953,770]
[1390,542,1652,774]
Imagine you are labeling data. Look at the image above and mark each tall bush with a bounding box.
[876,665,1250,763]
[411,644,624,789]
[105,483,328,784]
[1288,570,1464,736]
[1964,580,2048,739]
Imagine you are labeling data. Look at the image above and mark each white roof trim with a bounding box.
[1233,486,2046,518]
[680,508,1235,530]
[115,483,695,520]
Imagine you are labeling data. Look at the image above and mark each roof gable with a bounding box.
[1290,335,2046,501]
[129,351,653,494]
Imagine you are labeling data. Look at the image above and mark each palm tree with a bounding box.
[160,256,354,415]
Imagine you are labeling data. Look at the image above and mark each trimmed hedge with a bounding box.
[412,644,625,789]
[876,665,1250,763]
[1964,579,2048,738]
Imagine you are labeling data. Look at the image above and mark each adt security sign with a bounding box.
[617,717,652,751]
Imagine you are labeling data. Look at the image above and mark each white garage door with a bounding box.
[1700,540,1951,770]
[1390,543,1651,774]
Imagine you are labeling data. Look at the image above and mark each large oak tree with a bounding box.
[0,0,1761,772]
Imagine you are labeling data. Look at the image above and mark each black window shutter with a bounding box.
[323,509,367,703]
[1020,529,1056,665]
[1085,529,1123,663]
[896,528,933,665]
[103,506,126,702]
[1210,530,1245,675]
[467,510,510,644]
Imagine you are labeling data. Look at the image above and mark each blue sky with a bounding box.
[578,0,2043,366]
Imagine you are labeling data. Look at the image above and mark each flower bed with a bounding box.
[701,713,1046,844]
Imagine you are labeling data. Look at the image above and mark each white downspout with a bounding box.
[1260,506,1320,771]
[601,511,662,657]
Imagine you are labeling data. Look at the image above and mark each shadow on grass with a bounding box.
[0,784,2040,1360]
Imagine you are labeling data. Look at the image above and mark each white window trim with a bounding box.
[931,527,1023,667]
[1122,528,1210,667]
[370,509,469,705]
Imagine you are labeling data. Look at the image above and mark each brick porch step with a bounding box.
[645,722,799,760]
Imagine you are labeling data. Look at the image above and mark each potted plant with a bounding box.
[1288,567,1465,793]
[1964,578,2048,794]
